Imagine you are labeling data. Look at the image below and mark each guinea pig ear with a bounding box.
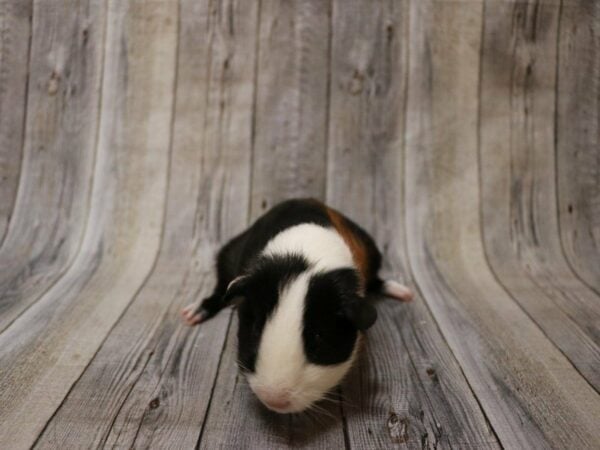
[342,298,377,331]
[222,275,249,306]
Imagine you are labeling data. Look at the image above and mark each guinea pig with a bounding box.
[181,198,412,413]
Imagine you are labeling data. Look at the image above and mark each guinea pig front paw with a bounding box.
[181,304,207,326]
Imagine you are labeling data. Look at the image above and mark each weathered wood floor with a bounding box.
[0,0,599,448]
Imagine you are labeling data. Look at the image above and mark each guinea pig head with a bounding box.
[224,255,377,413]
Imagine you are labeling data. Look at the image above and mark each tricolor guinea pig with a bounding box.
[181,198,412,413]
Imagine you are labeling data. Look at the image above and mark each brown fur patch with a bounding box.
[324,206,369,291]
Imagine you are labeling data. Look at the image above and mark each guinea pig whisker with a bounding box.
[323,393,346,404]
[320,391,339,400]
[317,396,340,407]
[303,409,329,426]
[323,390,357,408]
[306,403,336,420]
[235,360,252,373]
[332,397,357,409]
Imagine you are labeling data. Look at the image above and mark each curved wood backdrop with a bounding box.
[0,1,598,449]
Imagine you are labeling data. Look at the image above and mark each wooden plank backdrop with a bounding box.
[0,0,598,449]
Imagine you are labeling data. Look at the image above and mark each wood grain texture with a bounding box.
[0,0,104,333]
[405,1,600,448]
[36,1,256,448]
[479,0,600,390]
[327,1,499,448]
[0,0,30,240]
[0,1,176,448]
[250,0,330,214]
[0,0,599,448]
[556,2,600,293]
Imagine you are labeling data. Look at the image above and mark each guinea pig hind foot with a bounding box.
[382,280,414,302]
[181,304,207,326]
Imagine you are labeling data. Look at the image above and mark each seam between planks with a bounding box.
[518,268,599,392]
[397,315,452,448]
[395,268,503,449]
[75,0,183,442]
[85,270,216,446]
[194,311,235,449]
[0,0,105,337]
[98,349,156,448]
[195,0,261,444]
[336,386,351,450]
[322,0,333,204]
[473,0,598,442]
[130,322,199,447]
[247,0,262,221]
[470,2,524,446]
[398,2,504,447]
[481,254,600,395]
[552,0,600,299]
[0,0,34,249]
[325,1,351,448]
[31,0,178,443]
[95,270,213,446]
[106,1,183,441]
[198,0,217,181]
[474,0,599,396]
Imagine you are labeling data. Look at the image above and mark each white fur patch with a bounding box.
[249,274,357,412]
[250,274,308,391]
[262,223,355,272]
[249,223,359,412]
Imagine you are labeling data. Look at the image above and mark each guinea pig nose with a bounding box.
[264,396,291,410]
[255,387,291,411]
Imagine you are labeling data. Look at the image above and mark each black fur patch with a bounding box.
[226,198,331,278]
[303,269,362,365]
[198,199,332,320]
[236,253,310,373]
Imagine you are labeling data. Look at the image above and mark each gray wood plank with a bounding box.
[479,0,600,391]
[326,1,499,448]
[0,1,176,448]
[404,1,600,448]
[556,2,600,293]
[36,1,256,448]
[250,0,330,214]
[199,2,347,448]
[0,0,31,241]
[0,0,104,333]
